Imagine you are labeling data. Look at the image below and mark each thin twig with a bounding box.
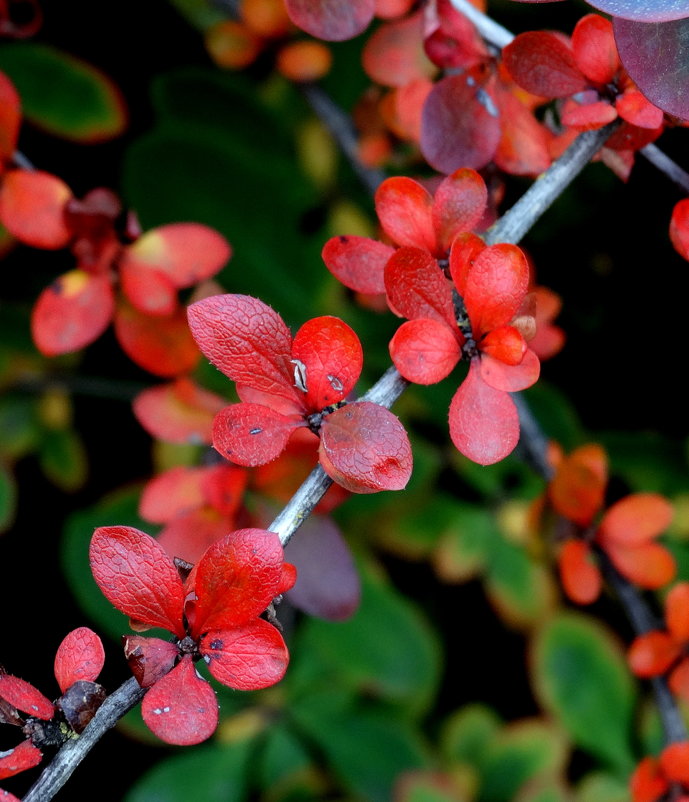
[641,144,689,195]
[448,0,514,48]
[299,83,387,197]
[22,679,145,802]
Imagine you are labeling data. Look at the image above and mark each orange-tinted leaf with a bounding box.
[384,246,455,325]
[276,40,332,82]
[53,627,105,694]
[571,14,620,85]
[89,525,186,637]
[139,466,207,524]
[187,294,295,400]
[240,0,291,36]
[558,539,602,604]
[132,378,226,445]
[192,528,286,633]
[463,243,530,335]
[212,403,299,466]
[0,72,20,164]
[362,11,434,88]
[670,199,689,261]
[630,756,669,802]
[421,72,502,173]
[503,31,587,98]
[0,740,42,780]
[291,316,363,409]
[666,582,689,643]
[375,176,436,253]
[480,325,527,366]
[319,402,412,493]
[561,95,618,130]
[123,636,178,689]
[0,675,53,720]
[660,741,689,785]
[119,262,177,317]
[386,78,433,142]
[114,302,200,377]
[549,445,607,526]
[321,235,394,295]
[530,285,565,360]
[599,493,674,546]
[31,270,114,356]
[0,169,71,249]
[479,347,540,392]
[375,0,415,18]
[448,359,519,465]
[141,655,218,745]
[284,0,375,41]
[628,631,680,677]
[493,87,553,176]
[432,167,488,252]
[201,619,289,690]
[389,317,461,384]
[205,20,263,69]
[202,464,248,516]
[668,658,689,703]
[605,541,676,589]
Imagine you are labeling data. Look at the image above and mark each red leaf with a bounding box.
[463,243,530,336]
[114,302,200,377]
[319,401,412,493]
[201,464,249,516]
[606,541,676,589]
[571,14,620,85]
[200,619,289,690]
[53,627,105,694]
[120,223,231,289]
[449,231,487,296]
[493,87,553,177]
[321,235,394,295]
[0,72,21,163]
[31,270,114,356]
[212,403,300,466]
[479,348,540,392]
[448,359,520,465]
[132,378,226,445]
[560,95,618,130]
[503,31,587,98]
[192,528,286,634]
[291,316,363,409]
[89,526,186,637]
[432,168,488,252]
[375,176,436,253]
[615,88,664,129]
[420,73,502,173]
[630,757,669,802]
[660,741,689,786]
[0,675,53,721]
[119,262,178,317]
[0,169,72,249]
[549,444,607,526]
[0,787,21,801]
[123,636,179,688]
[0,740,42,780]
[284,514,360,620]
[558,540,602,604]
[480,325,527,366]
[156,507,235,565]
[384,246,455,326]
[139,466,207,524]
[141,656,218,746]
[187,294,296,401]
[424,0,488,70]
[389,318,461,384]
[284,0,375,41]
[362,11,435,88]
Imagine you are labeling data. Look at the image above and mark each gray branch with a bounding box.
[641,143,689,194]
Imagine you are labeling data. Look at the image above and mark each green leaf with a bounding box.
[296,558,442,715]
[395,771,466,802]
[124,738,254,802]
[0,462,16,533]
[39,428,87,491]
[61,485,153,642]
[0,395,39,459]
[574,772,629,802]
[531,612,636,773]
[600,430,688,494]
[432,502,496,583]
[484,536,557,629]
[0,43,126,142]
[478,720,567,802]
[522,381,585,452]
[292,700,429,802]
[440,704,502,768]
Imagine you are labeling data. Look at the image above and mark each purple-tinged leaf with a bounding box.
[284,515,361,620]
[589,0,689,22]
[284,0,375,41]
[614,16,689,120]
